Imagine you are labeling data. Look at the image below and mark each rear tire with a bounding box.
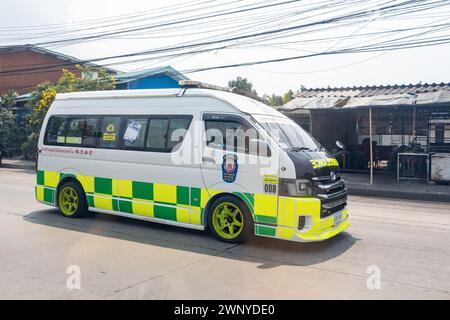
[207,195,253,243]
[57,181,88,218]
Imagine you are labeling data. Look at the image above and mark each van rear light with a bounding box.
[298,216,306,230]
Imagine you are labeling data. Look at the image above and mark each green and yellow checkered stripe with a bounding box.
[35,170,60,205]
[79,177,204,225]
[36,170,281,229]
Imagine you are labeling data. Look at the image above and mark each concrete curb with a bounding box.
[0,160,36,171]
[347,185,450,203]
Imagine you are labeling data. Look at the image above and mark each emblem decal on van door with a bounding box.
[222,154,238,183]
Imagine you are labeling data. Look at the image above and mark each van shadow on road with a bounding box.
[24,209,358,269]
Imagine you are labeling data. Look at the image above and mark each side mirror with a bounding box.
[336,140,345,149]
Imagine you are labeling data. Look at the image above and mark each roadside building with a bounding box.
[0,45,115,95]
[279,83,450,184]
[115,66,189,90]
[0,45,188,95]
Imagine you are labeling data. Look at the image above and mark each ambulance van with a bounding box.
[36,82,349,243]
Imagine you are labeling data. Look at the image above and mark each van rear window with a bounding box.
[44,116,67,145]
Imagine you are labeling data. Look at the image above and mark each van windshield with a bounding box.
[254,116,322,151]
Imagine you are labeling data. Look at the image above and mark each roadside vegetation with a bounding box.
[227,76,295,106]
[20,66,115,160]
[0,90,22,158]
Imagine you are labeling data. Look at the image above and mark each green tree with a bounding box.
[283,89,295,104]
[263,94,284,107]
[228,76,258,96]
[0,90,18,109]
[0,90,23,157]
[0,107,20,157]
[22,66,116,159]
[262,89,296,107]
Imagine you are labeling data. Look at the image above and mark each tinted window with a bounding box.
[146,119,169,150]
[167,118,191,151]
[43,114,191,152]
[44,116,67,145]
[82,117,99,146]
[205,120,248,152]
[204,118,267,155]
[100,117,121,148]
[64,116,99,146]
[66,118,85,145]
[123,118,148,149]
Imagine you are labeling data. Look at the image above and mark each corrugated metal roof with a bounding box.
[0,45,117,73]
[280,82,450,112]
[296,82,450,98]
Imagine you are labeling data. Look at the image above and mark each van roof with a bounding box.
[54,88,287,118]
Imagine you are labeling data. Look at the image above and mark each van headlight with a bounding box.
[279,179,313,197]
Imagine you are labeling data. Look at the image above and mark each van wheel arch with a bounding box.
[203,192,254,228]
[56,176,84,206]
[56,178,89,218]
[205,193,254,243]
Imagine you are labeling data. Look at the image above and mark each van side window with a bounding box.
[83,117,99,147]
[146,119,169,150]
[99,117,121,148]
[145,117,192,152]
[43,114,191,151]
[65,116,99,146]
[167,118,191,151]
[44,116,67,145]
[123,118,148,149]
[204,118,266,156]
[205,120,248,153]
[66,118,85,145]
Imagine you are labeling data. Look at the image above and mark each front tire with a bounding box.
[208,195,253,243]
[57,181,88,218]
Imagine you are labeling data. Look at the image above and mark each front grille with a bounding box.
[313,175,348,218]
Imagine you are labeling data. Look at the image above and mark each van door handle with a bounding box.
[202,157,215,164]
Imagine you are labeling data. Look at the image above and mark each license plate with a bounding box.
[334,211,342,227]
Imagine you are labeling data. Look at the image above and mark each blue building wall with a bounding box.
[126,74,180,89]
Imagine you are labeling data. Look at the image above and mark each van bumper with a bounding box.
[290,214,349,242]
[254,196,349,242]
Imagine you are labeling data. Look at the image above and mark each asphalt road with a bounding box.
[0,166,449,299]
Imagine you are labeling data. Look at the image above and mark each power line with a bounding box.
[0,0,241,40]
[28,0,302,46]
[1,0,449,78]
[0,0,416,74]
[0,0,219,31]
[0,0,354,72]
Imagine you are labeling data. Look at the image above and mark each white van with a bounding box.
[36,82,349,243]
